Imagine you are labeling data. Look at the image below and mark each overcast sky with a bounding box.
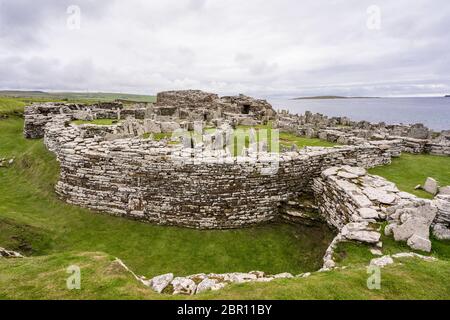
[1,0,449,98]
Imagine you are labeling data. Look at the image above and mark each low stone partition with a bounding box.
[275,112,450,157]
[43,116,391,229]
[24,102,123,139]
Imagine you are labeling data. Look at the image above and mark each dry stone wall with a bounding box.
[43,115,390,229]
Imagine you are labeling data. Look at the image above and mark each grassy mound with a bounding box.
[1,251,449,299]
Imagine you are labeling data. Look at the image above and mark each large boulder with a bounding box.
[407,234,432,252]
[341,222,381,244]
[423,177,439,195]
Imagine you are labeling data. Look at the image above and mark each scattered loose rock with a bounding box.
[0,247,23,258]
[370,255,394,267]
[172,277,197,295]
[423,177,438,195]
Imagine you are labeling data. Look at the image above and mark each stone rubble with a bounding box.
[0,247,23,258]
[313,165,450,267]
[275,111,450,156]
[386,201,437,252]
[370,252,438,268]
[112,249,439,295]
[0,157,14,168]
[144,270,296,295]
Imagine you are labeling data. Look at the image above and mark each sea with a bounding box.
[268,97,450,132]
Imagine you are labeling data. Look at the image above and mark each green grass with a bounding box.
[1,92,156,119]
[1,251,449,299]
[204,124,336,156]
[279,132,336,148]
[152,132,173,141]
[0,91,156,103]
[0,116,334,279]
[0,97,27,117]
[72,119,118,126]
[368,154,450,198]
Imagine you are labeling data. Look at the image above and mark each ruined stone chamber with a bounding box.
[23,90,395,229]
[42,117,390,229]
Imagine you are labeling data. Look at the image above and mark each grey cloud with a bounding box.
[0,0,449,97]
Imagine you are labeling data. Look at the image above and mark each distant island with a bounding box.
[292,95,379,100]
[445,95,450,98]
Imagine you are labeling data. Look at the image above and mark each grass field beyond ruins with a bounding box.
[1,96,450,299]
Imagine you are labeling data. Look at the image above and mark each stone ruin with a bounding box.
[18,89,450,292]
[22,90,449,231]
[275,110,450,156]
[22,90,396,229]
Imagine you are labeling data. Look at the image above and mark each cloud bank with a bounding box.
[1,0,449,98]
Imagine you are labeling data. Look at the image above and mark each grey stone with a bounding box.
[272,272,294,279]
[337,171,359,179]
[195,278,219,294]
[406,234,432,252]
[341,166,366,176]
[149,273,174,293]
[0,247,23,258]
[370,248,383,256]
[341,222,381,244]
[358,208,379,219]
[370,255,394,267]
[171,277,197,295]
[229,273,257,283]
[423,177,438,195]
[438,186,450,195]
[362,187,396,204]
[432,225,450,240]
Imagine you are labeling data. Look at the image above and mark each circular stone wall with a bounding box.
[44,117,391,229]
